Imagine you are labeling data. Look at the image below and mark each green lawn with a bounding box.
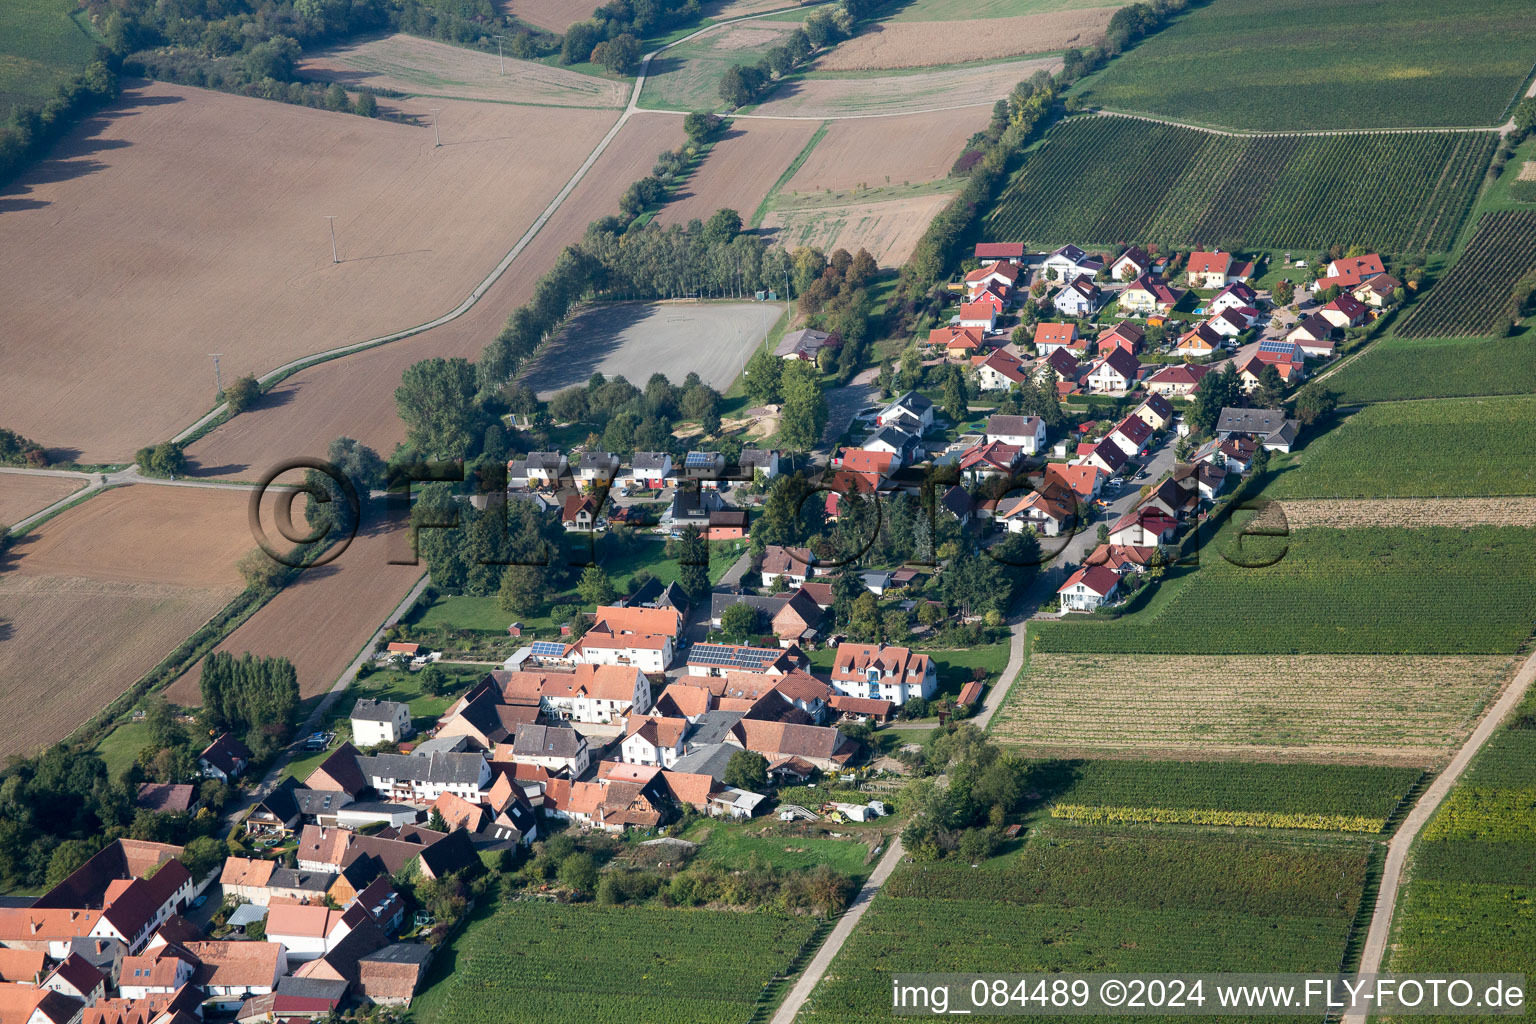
[1073,0,1534,130]
[0,0,100,110]
[686,823,877,878]
[94,720,153,780]
[638,15,808,111]
[1261,395,1536,498]
[1326,334,1536,404]
[411,901,822,1024]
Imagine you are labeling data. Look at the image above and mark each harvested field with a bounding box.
[816,7,1116,70]
[1275,498,1536,530]
[180,113,686,481]
[0,473,83,527]
[762,191,957,264]
[991,652,1514,763]
[519,301,785,397]
[886,0,1116,20]
[640,19,809,111]
[164,509,423,704]
[300,34,629,108]
[656,119,819,224]
[0,80,617,463]
[0,485,252,757]
[781,107,986,193]
[748,55,1061,117]
[501,0,590,33]
[705,0,813,15]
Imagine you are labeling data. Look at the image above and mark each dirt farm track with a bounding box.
[0,80,617,464]
[0,485,253,757]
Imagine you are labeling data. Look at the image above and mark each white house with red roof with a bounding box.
[1108,507,1179,547]
[829,644,936,705]
[1103,415,1153,458]
[1053,276,1103,317]
[1186,251,1254,289]
[1033,321,1082,356]
[964,261,1020,298]
[974,242,1024,263]
[996,490,1074,536]
[1119,274,1182,316]
[1315,253,1385,291]
[1319,293,1368,329]
[1058,565,1120,612]
[958,301,998,330]
[1206,309,1251,339]
[1145,362,1211,398]
[1209,280,1258,315]
[972,348,1029,391]
[958,441,1024,482]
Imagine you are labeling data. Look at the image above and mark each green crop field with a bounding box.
[801,834,1371,1021]
[1326,335,1536,404]
[0,0,99,111]
[1383,695,1536,1000]
[1071,0,1535,130]
[412,901,821,1024]
[1396,211,1536,337]
[1047,760,1423,832]
[689,826,877,877]
[638,16,806,111]
[1030,525,1536,655]
[1262,395,1536,499]
[981,116,1492,253]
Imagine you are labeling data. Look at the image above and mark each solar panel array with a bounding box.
[687,643,777,670]
[1258,339,1298,355]
[685,451,716,468]
[530,641,567,657]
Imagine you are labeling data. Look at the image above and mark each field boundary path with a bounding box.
[770,837,904,1024]
[1092,109,1509,138]
[1340,644,1536,1024]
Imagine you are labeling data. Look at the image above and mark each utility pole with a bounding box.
[496,36,505,75]
[325,216,339,263]
[430,108,442,147]
[210,354,223,397]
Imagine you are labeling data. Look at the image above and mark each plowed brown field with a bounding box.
[655,119,819,225]
[0,80,616,463]
[0,484,252,756]
[165,508,424,703]
[300,34,629,108]
[748,54,1060,117]
[815,6,1116,70]
[781,107,988,194]
[0,473,83,526]
[181,113,687,480]
[502,0,591,33]
[762,191,956,264]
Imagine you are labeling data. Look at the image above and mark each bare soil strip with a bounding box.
[1276,497,1536,529]
[815,6,1116,70]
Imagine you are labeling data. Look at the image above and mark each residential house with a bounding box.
[350,699,411,747]
[575,452,620,487]
[180,941,286,1010]
[958,441,1024,482]
[1145,361,1211,398]
[1096,321,1145,356]
[665,487,726,531]
[1138,475,1199,521]
[972,348,1029,391]
[876,392,934,433]
[432,688,539,751]
[706,508,748,541]
[1174,459,1228,500]
[1053,276,1102,317]
[685,643,799,677]
[967,283,1009,316]
[1315,253,1385,291]
[1041,244,1102,281]
[1043,462,1105,503]
[197,734,250,782]
[620,577,689,614]
[506,723,590,777]
[1118,274,1181,316]
[1186,251,1252,289]
[1084,347,1141,393]
[682,450,727,485]
[355,944,432,1007]
[1176,322,1224,358]
[1107,507,1179,547]
[0,984,85,1024]
[40,956,105,1007]
[243,776,304,837]
[1132,393,1175,432]
[491,665,652,724]
[626,452,672,490]
[1040,347,1081,386]
[560,494,599,533]
[132,785,196,817]
[0,950,45,985]
[1206,308,1252,339]
[774,328,839,362]
[928,326,986,360]
[355,753,492,806]
[1103,414,1152,458]
[264,904,370,964]
[1319,293,1368,330]
[592,603,681,640]
[1208,280,1258,316]
[1083,543,1157,575]
[305,744,369,800]
[995,489,1074,536]
[117,947,196,1000]
[957,302,998,331]
[726,720,859,773]
[963,260,1020,298]
[862,425,921,468]
[1109,245,1150,281]
[738,448,780,482]
[974,242,1025,263]
[1081,439,1128,477]
[571,629,672,673]
[521,453,567,488]
[1214,407,1300,452]
[829,644,937,706]
[1352,274,1400,307]
[1285,312,1335,352]
[1057,565,1121,612]
[619,716,689,768]
[1032,322,1082,356]
[984,414,1046,454]
[758,546,814,589]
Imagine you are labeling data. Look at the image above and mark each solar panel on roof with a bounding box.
[1258,340,1295,353]
[685,452,715,467]
[530,641,566,656]
[688,643,777,669]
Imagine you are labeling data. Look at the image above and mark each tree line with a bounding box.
[200,651,300,738]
